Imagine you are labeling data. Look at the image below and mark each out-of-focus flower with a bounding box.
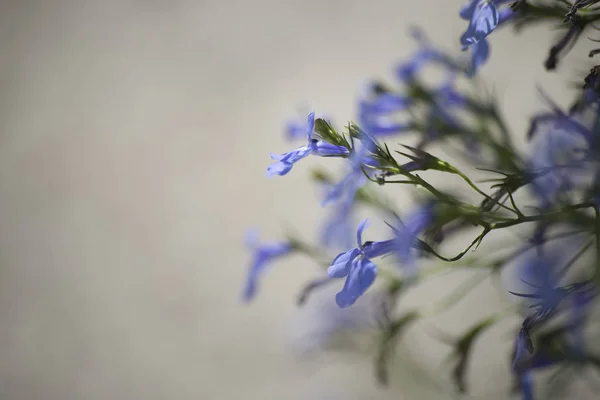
[242,230,293,302]
[387,203,436,274]
[358,83,414,137]
[460,0,513,47]
[267,112,349,177]
[527,113,590,208]
[285,112,333,141]
[321,199,355,251]
[328,204,435,307]
[327,220,389,308]
[459,0,515,75]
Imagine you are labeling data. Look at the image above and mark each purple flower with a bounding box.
[396,27,460,83]
[242,230,293,302]
[466,38,489,77]
[528,114,590,208]
[460,0,514,47]
[509,253,567,327]
[327,220,397,308]
[286,113,334,141]
[321,200,355,251]
[460,1,515,75]
[327,206,434,307]
[389,204,435,273]
[509,247,593,333]
[358,84,413,137]
[267,112,349,177]
[335,257,378,308]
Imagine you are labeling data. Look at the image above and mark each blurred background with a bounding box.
[0,1,592,399]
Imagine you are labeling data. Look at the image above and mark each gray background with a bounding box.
[0,1,590,399]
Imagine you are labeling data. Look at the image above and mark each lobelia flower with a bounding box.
[267,112,349,177]
[396,27,461,82]
[358,83,414,137]
[420,73,469,144]
[327,220,397,308]
[509,247,593,372]
[327,205,435,308]
[320,143,376,250]
[242,230,293,302]
[388,203,435,275]
[509,252,573,330]
[459,0,515,75]
[526,97,592,209]
[321,199,355,251]
[285,112,332,141]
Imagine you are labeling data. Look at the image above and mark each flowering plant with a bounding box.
[243,1,600,398]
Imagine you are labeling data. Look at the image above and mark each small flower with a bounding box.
[285,118,306,141]
[321,200,355,251]
[242,230,293,302]
[396,27,460,83]
[327,206,434,307]
[390,203,435,273]
[509,248,593,338]
[335,257,378,308]
[285,112,333,141]
[327,220,397,308]
[358,83,414,137]
[528,116,590,208]
[459,1,515,75]
[460,0,513,47]
[466,38,489,77]
[267,112,349,177]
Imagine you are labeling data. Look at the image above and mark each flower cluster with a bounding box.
[243,1,600,398]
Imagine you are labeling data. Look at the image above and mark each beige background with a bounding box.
[0,1,592,399]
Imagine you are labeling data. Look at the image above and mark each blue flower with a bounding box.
[320,141,380,250]
[528,114,590,208]
[267,112,349,177]
[327,207,434,307]
[242,230,293,302]
[285,112,333,141]
[396,27,460,83]
[420,74,469,140]
[321,200,355,251]
[285,118,306,141]
[335,257,378,308]
[518,370,534,400]
[509,248,593,336]
[459,1,515,75]
[358,84,414,137]
[460,0,499,47]
[466,38,489,77]
[509,253,567,328]
[322,144,375,207]
[390,204,435,273]
[327,220,397,308]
